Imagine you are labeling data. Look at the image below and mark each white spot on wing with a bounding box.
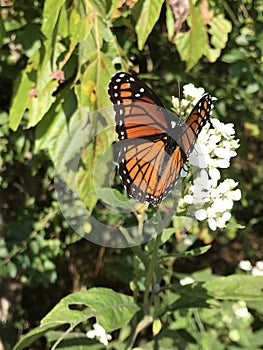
[171,121,176,129]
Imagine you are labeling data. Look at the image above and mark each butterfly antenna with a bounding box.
[177,80,182,115]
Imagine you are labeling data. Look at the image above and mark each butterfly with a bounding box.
[108,72,215,206]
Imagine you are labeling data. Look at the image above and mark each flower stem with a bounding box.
[143,233,162,315]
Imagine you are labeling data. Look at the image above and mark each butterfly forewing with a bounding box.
[108,72,169,141]
[181,93,213,157]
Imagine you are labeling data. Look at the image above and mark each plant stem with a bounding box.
[126,315,153,350]
[143,233,162,315]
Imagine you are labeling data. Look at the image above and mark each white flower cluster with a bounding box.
[87,323,112,345]
[172,84,241,231]
[239,260,263,276]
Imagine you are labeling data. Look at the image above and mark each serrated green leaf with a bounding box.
[135,0,164,50]
[14,288,139,350]
[204,275,263,300]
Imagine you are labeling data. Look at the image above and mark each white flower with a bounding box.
[233,189,241,201]
[87,323,112,345]
[180,276,195,285]
[195,209,207,220]
[238,260,253,271]
[184,194,193,204]
[229,329,240,342]
[208,218,217,231]
[252,261,263,276]
[232,301,251,321]
[183,83,205,100]
[173,84,241,231]
[209,168,221,180]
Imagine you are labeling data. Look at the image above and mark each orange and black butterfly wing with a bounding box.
[181,93,214,157]
[108,72,168,140]
[117,137,185,205]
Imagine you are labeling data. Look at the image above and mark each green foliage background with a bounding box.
[0,0,263,349]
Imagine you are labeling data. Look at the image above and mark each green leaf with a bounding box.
[161,245,212,260]
[221,48,248,63]
[204,275,263,300]
[96,188,135,208]
[135,0,164,50]
[175,0,208,71]
[9,68,34,131]
[41,0,66,39]
[209,15,232,49]
[14,288,139,350]
[175,1,231,70]
[27,61,58,128]
[207,14,232,62]
[0,14,5,48]
[13,323,59,350]
[46,330,100,349]
[165,2,175,41]
[160,283,211,313]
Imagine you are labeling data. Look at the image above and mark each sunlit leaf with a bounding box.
[166,2,175,41]
[9,68,34,131]
[135,0,164,50]
[41,0,66,39]
[14,288,139,350]
[204,275,263,300]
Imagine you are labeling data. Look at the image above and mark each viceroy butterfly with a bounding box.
[108,72,215,206]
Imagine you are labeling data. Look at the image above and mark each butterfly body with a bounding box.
[108,72,214,206]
